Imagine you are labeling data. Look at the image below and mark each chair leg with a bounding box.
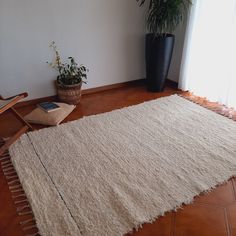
[0,126,29,156]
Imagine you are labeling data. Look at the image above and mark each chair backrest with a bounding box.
[0,93,27,114]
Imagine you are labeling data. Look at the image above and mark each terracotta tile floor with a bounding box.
[131,179,236,236]
[0,83,235,236]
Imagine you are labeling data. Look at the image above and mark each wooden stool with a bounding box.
[0,93,34,156]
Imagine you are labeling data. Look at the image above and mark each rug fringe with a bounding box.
[15,199,29,204]
[18,211,33,216]
[0,156,11,161]
[1,159,11,165]
[26,233,40,236]
[3,166,14,172]
[0,140,40,236]
[2,163,13,169]
[179,92,236,121]
[6,174,18,180]
[9,184,22,190]
[4,172,16,177]
[11,188,24,193]
[20,218,35,225]
[12,193,26,199]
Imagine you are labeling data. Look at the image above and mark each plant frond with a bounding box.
[137,0,192,35]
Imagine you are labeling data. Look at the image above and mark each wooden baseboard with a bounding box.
[15,78,178,108]
[82,79,147,95]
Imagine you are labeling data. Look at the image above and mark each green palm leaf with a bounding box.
[137,0,192,36]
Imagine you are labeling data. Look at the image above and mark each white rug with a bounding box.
[9,95,236,236]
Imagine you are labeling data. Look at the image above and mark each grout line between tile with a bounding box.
[171,212,176,236]
[231,179,236,201]
[194,202,226,208]
[224,207,232,236]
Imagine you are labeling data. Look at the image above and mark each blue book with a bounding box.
[37,102,61,113]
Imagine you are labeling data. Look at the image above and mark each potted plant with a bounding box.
[137,0,191,92]
[48,42,88,105]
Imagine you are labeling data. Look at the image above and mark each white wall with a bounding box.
[0,0,186,100]
[0,0,146,100]
[168,22,187,82]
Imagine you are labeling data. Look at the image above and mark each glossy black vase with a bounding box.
[146,34,175,92]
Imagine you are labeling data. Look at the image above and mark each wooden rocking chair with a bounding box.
[0,93,34,156]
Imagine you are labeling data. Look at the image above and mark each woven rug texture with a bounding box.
[9,95,236,236]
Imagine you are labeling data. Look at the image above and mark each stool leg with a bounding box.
[10,108,34,131]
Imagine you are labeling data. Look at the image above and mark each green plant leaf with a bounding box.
[137,0,192,35]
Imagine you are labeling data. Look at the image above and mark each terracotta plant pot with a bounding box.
[56,81,82,105]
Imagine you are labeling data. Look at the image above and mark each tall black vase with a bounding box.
[146,34,175,92]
